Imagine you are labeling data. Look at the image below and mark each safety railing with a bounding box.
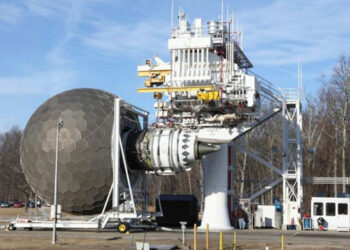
[282,88,301,102]
[247,70,284,103]
[171,22,238,39]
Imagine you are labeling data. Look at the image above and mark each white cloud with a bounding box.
[25,0,105,17]
[0,3,22,24]
[24,0,85,66]
[0,1,84,97]
[23,0,170,60]
[77,0,350,64]
[45,7,82,65]
[0,70,76,95]
[46,44,68,65]
[81,20,169,58]
[239,0,350,65]
[0,1,99,98]
[25,0,72,17]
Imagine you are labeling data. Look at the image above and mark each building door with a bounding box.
[337,203,349,230]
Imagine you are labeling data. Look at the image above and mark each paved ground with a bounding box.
[1,228,350,249]
[1,208,350,249]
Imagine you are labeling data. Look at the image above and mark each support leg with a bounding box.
[199,145,232,230]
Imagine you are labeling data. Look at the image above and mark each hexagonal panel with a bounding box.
[20,88,142,214]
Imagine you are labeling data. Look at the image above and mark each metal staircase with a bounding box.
[240,177,282,201]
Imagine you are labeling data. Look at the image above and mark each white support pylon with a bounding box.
[199,144,232,231]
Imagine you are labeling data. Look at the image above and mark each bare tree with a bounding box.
[329,55,350,192]
[0,126,34,202]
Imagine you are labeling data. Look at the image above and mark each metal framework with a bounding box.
[305,177,350,185]
[233,79,303,229]
[233,41,253,69]
[282,89,303,228]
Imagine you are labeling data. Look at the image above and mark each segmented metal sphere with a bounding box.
[20,88,139,214]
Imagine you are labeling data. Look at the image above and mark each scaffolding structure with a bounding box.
[234,75,303,229]
[281,88,303,229]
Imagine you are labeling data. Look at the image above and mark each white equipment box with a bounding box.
[254,205,282,229]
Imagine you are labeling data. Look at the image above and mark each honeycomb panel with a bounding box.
[20,88,141,214]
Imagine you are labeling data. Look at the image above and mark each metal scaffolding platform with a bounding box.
[234,78,303,229]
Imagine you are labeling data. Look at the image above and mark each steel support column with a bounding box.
[282,93,303,229]
[113,98,121,211]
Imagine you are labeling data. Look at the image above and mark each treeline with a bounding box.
[0,127,34,202]
[302,55,350,202]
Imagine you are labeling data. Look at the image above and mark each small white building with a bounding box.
[311,197,350,231]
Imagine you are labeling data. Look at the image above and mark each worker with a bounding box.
[237,207,246,229]
[317,217,325,231]
[231,210,238,229]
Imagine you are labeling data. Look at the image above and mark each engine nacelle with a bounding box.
[127,128,220,175]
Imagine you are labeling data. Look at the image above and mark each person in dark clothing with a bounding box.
[231,210,239,229]
[237,208,246,229]
[243,210,249,228]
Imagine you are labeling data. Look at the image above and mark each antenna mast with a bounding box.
[171,0,174,32]
[236,17,239,42]
[227,0,229,23]
[221,0,224,24]
[241,26,243,50]
[298,60,303,101]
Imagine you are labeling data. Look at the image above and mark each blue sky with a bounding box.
[0,0,349,131]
